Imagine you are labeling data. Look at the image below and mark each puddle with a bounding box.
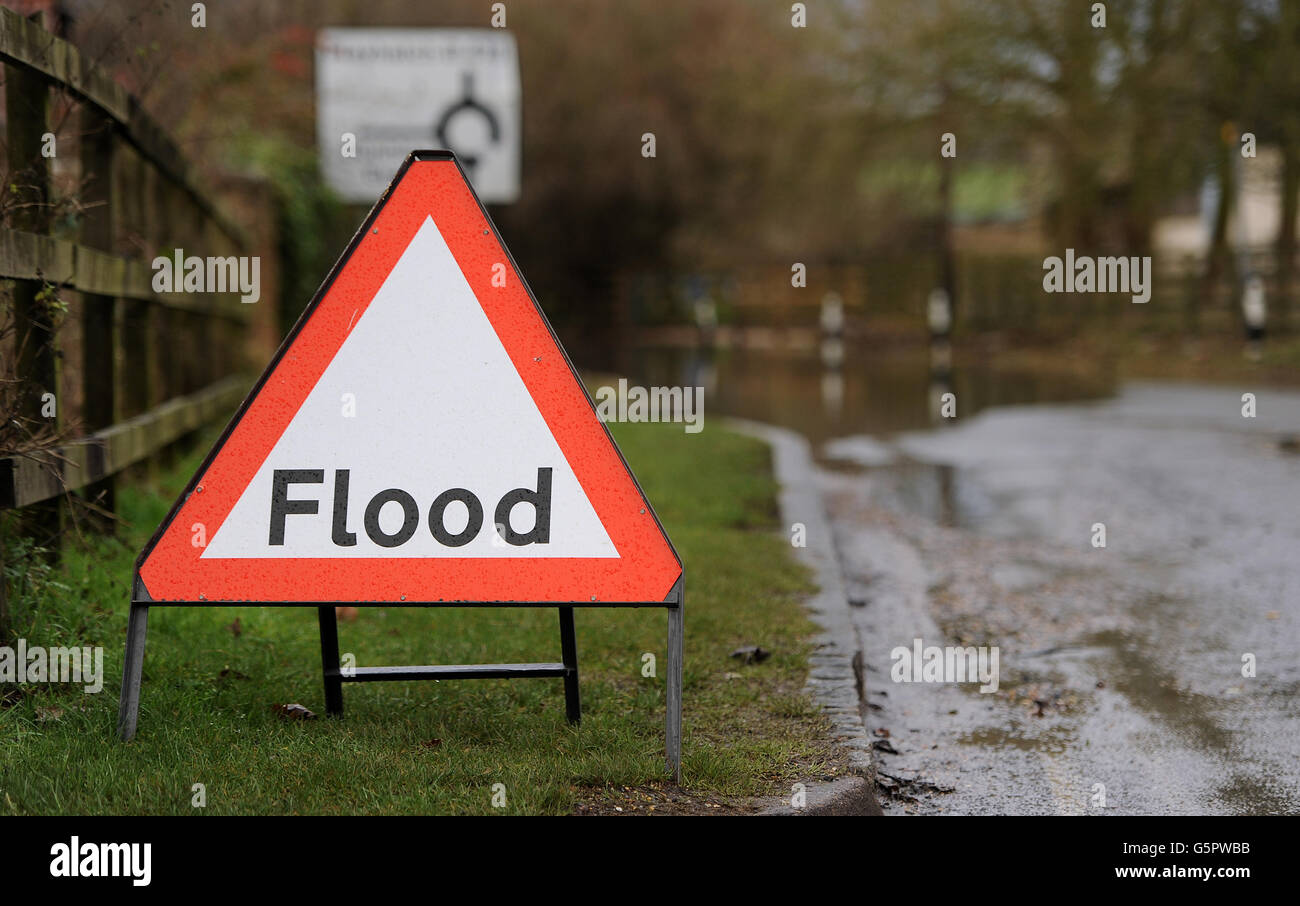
[609,343,1115,447]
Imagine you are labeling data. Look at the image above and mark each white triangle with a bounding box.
[203,216,618,559]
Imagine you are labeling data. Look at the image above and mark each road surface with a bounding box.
[818,382,1300,815]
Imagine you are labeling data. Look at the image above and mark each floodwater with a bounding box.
[618,343,1300,815]
[615,343,1115,445]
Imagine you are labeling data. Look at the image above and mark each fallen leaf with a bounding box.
[272,703,317,720]
[729,645,771,665]
[336,606,359,622]
[35,705,63,722]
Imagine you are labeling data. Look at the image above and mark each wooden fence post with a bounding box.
[120,148,152,448]
[5,52,59,553]
[80,107,117,522]
[0,522,8,642]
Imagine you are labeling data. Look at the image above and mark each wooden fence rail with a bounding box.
[0,6,255,557]
[0,374,248,510]
[0,7,246,244]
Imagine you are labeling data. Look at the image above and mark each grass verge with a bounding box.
[0,419,838,815]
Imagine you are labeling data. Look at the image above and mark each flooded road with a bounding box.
[614,343,1115,444]
[623,346,1300,814]
[823,383,1300,815]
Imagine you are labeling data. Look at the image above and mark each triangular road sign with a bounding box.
[135,151,681,605]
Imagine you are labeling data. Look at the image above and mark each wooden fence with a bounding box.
[0,5,255,578]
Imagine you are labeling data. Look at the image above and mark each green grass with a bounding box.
[0,420,835,815]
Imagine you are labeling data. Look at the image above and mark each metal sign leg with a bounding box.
[117,602,150,741]
[666,599,683,783]
[558,606,581,725]
[318,605,344,715]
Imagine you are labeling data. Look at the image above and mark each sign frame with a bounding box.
[117,151,684,781]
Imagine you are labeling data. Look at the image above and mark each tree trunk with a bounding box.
[1201,124,1236,325]
[1276,126,1299,332]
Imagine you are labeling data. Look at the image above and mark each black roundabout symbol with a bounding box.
[434,72,501,176]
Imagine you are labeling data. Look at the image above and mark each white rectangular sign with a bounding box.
[316,28,521,204]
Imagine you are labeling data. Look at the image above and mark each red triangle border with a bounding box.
[135,152,681,605]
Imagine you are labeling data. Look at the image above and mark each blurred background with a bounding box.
[4,0,1299,448]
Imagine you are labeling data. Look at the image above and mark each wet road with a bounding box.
[821,382,1300,814]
